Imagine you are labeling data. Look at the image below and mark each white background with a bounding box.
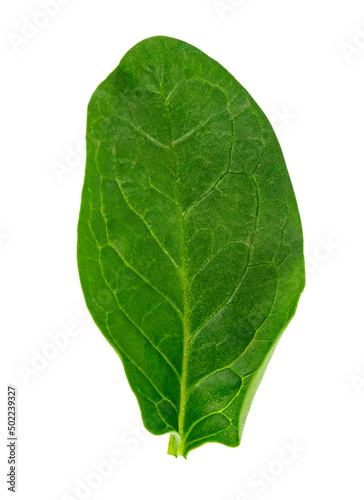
[1,0,364,499]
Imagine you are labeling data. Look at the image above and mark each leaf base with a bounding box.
[167,433,185,458]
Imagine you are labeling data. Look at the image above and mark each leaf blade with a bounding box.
[77,36,305,457]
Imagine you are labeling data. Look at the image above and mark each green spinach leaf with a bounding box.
[77,36,305,457]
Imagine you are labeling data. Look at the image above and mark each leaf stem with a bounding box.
[167,433,183,457]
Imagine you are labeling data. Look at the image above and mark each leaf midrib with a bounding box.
[160,86,190,452]
[159,76,235,453]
